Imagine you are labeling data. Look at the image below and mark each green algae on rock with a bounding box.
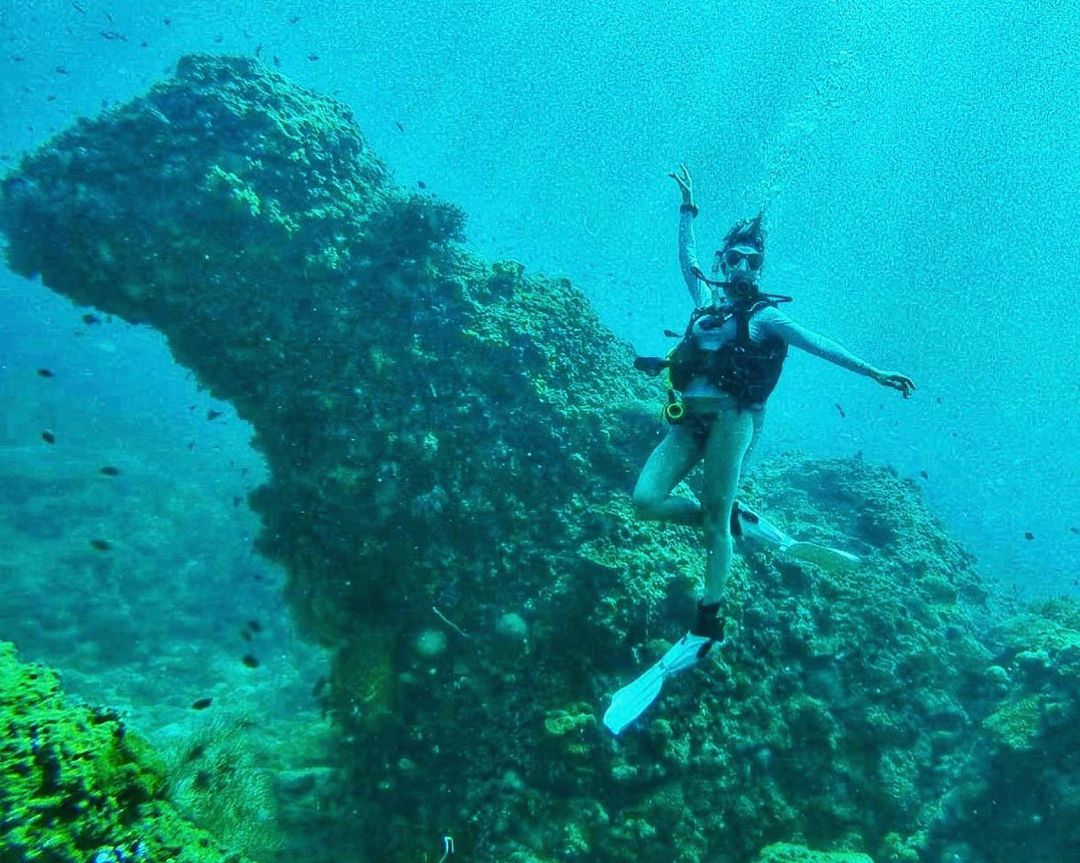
[754,843,873,863]
[0,641,254,863]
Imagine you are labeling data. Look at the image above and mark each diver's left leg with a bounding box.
[726,407,862,572]
[727,407,797,548]
[738,407,764,476]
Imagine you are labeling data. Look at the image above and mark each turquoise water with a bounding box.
[1,2,1078,860]
[3,1,1076,602]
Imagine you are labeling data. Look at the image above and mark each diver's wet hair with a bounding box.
[720,211,765,254]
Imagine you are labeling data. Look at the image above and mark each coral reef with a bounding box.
[0,641,253,862]
[926,598,1080,863]
[0,449,349,862]
[2,54,1076,862]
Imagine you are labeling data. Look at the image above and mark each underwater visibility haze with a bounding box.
[1,2,1078,862]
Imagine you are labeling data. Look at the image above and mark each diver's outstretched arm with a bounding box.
[764,309,916,398]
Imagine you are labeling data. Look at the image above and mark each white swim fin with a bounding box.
[732,501,795,548]
[602,633,713,736]
[782,541,861,571]
[733,502,861,572]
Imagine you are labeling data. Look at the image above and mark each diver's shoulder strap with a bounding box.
[733,295,793,342]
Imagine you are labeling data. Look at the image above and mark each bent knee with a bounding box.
[631,487,663,519]
[702,506,734,537]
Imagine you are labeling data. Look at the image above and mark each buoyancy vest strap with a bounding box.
[736,305,752,343]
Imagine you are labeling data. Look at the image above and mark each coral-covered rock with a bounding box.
[0,642,253,862]
[929,598,1080,862]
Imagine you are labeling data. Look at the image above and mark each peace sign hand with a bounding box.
[668,164,695,207]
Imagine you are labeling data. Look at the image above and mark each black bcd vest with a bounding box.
[665,297,789,406]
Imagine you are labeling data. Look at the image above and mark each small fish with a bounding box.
[81,313,101,325]
[37,368,54,378]
[214,35,224,44]
[311,675,328,698]
[289,15,301,23]
[255,44,263,57]
[1024,532,1034,541]
[417,180,426,189]
[99,466,121,476]
[834,403,846,419]
[140,41,148,48]
[186,441,195,450]
[241,654,260,669]
[70,1,86,13]
[99,30,127,41]
[272,55,282,67]
[41,430,56,444]
[307,53,319,61]
[89,538,111,551]
[206,409,222,420]
[191,697,213,710]
[1071,527,1079,534]
[246,619,262,633]
[163,17,171,26]
[232,495,242,508]
[394,121,405,133]
[46,95,57,102]
[55,66,70,75]
[919,470,929,480]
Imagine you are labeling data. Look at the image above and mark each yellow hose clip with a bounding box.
[663,394,684,424]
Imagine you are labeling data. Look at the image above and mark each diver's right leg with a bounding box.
[631,424,703,526]
[603,424,715,736]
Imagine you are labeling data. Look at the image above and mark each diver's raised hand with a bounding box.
[669,164,695,208]
[872,369,917,399]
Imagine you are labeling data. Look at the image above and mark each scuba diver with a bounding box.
[603,165,916,735]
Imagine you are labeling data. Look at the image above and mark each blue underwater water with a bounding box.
[1,0,1079,860]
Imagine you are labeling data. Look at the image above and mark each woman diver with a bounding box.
[603,165,916,735]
